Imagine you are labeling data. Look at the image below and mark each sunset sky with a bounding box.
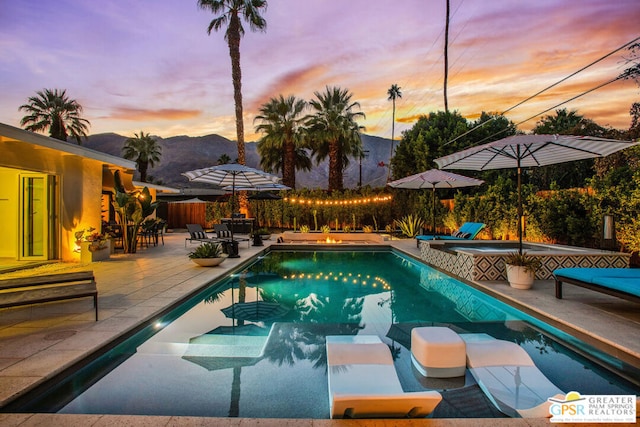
[1,0,638,143]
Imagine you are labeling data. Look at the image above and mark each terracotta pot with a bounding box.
[505,264,535,289]
[191,256,226,267]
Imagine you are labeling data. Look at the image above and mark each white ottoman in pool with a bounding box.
[411,327,466,378]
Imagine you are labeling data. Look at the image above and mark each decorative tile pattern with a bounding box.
[418,268,506,322]
[418,241,631,281]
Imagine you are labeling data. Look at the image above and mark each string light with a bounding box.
[283,195,392,205]
[282,271,392,291]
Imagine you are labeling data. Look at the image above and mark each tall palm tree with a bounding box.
[122,131,162,182]
[19,88,90,144]
[198,0,267,167]
[305,86,365,192]
[255,94,310,189]
[386,84,402,182]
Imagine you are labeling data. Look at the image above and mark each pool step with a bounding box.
[136,335,269,358]
[186,335,269,358]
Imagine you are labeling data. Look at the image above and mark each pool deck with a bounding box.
[0,233,638,426]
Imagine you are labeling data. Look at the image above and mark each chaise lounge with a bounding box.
[185,224,222,247]
[415,222,486,247]
[326,335,442,419]
[553,267,640,304]
[461,333,564,418]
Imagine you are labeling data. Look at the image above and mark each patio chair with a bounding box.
[213,224,250,248]
[326,335,442,418]
[461,333,564,418]
[416,222,485,247]
[185,224,221,247]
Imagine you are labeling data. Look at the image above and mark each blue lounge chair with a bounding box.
[553,267,640,304]
[416,222,486,247]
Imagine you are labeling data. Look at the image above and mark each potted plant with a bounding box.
[504,251,542,289]
[255,227,271,240]
[188,242,227,267]
[75,227,111,263]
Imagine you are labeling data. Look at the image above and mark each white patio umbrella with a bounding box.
[182,164,281,253]
[434,134,639,253]
[388,169,484,234]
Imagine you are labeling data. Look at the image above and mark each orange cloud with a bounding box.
[397,114,424,124]
[109,107,201,121]
[249,64,330,109]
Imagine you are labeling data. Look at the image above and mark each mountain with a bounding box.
[84,133,393,189]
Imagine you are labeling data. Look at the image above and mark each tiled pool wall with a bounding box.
[418,267,506,322]
[419,241,631,281]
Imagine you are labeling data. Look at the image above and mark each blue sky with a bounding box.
[1,0,638,141]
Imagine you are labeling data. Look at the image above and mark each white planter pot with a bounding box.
[191,256,227,267]
[505,264,535,289]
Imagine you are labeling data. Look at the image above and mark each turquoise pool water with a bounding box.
[13,250,640,418]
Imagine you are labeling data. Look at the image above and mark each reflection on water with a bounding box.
[21,251,640,418]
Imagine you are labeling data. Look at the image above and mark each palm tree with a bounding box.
[305,86,365,192]
[217,153,232,164]
[386,84,402,182]
[122,131,162,182]
[198,0,267,167]
[255,94,310,189]
[19,88,90,144]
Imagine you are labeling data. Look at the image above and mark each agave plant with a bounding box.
[300,224,310,233]
[188,242,223,259]
[321,224,331,234]
[396,214,425,238]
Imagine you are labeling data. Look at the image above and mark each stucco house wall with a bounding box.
[0,123,137,262]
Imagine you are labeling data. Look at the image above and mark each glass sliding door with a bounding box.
[19,174,58,260]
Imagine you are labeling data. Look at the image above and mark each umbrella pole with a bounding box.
[432,185,436,234]
[229,173,240,258]
[517,153,523,254]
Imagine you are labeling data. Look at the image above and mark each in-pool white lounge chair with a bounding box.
[461,333,565,418]
[326,335,442,419]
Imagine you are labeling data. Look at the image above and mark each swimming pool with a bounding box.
[10,249,640,418]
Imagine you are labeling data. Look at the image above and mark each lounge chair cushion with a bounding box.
[417,222,485,242]
[326,335,442,419]
[554,268,640,298]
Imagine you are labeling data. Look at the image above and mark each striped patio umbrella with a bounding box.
[182,163,281,188]
[435,134,639,253]
[182,164,281,254]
